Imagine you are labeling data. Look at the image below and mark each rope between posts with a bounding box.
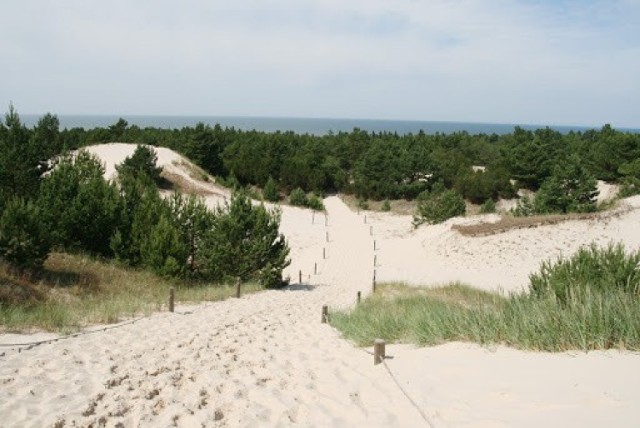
[0,316,147,350]
[381,358,436,428]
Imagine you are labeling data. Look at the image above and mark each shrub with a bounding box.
[289,187,308,206]
[381,200,391,212]
[413,185,465,227]
[263,176,280,202]
[201,190,290,287]
[116,145,163,185]
[0,198,51,271]
[306,193,325,211]
[512,195,536,217]
[529,243,640,303]
[479,198,496,214]
[357,197,369,210]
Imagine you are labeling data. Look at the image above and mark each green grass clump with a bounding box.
[331,244,640,351]
[0,252,263,333]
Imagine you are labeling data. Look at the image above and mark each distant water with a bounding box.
[19,115,639,136]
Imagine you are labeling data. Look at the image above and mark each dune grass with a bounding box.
[330,282,640,352]
[0,252,263,333]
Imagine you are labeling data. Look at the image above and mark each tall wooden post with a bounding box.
[169,287,175,313]
[357,291,361,304]
[326,231,329,242]
[370,225,373,235]
[323,248,326,259]
[314,262,317,274]
[299,270,302,284]
[235,278,241,298]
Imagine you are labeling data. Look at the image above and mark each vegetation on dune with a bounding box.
[2,105,640,332]
[0,252,263,332]
[331,243,640,351]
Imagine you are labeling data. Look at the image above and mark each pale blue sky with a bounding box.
[1,0,638,127]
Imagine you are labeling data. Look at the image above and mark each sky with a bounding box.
[1,0,639,127]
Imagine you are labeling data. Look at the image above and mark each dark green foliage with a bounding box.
[306,193,325,211]
[512,195,536,217]
[140,214,189,277]
[115,144,163,185]
[455,168,515,204]
[357,197,369,210]
[479,198,496,214]
[289,187,308,206]
[201,190,290,287]
[0,104,46,202]
[381,200,391,211]
[534,156,599,214]
[530,243,640,303]
[618,159,640,197]
[413,183,466,226]
[263,176,280,202]
[0,197,51,270]
[38,151,120,256]
[167,193,214,275]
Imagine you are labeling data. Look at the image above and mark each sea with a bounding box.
[19,115,640,136]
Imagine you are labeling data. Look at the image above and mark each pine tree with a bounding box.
[0,197,51,271]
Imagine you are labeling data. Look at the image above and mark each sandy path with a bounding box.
[0,197,425,427]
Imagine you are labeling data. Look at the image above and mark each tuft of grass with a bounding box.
[0,252,263,333]
[331,280,640,352]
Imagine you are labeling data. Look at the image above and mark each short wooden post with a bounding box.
[169,287,175,312]
[235,278,241,298]
[364,215,367,224]
[325,215,328,226]
[373,270,377,292]
[357,291,361,304]
[323,248,326,259]
[314,262,317,274]
[312,212,315,224]
[374,240,376,251]
[321,305,328,323]
[299,270,302,283]
[326,231,329,242]
[374,254,377,266]
[374,339,385,365]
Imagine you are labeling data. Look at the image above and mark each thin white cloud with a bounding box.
[0,0,638,127]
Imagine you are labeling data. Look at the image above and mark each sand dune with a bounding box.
[1,144,639,427]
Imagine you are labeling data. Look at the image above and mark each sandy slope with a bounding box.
[1,144,639,427]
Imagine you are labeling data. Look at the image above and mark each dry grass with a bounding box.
[160,170,217,196]
[452,203,630,237]
[0,253,262,333]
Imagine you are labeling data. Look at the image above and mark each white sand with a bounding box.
[1,143,639,427]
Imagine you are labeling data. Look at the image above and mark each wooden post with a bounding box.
[374,254,377,266]
[321,305,328,323]
[326,231,329,242]
[235,278,241,298]
[312,211,315,224]
[169,287,175,312]
[357,291,361,304]
[364,215,367,224]
[325,215,328,226]
[323,248,326,259]
[314,262,317,274]
[374,240,376,251]
[373,270,377,292]
[370,225,373,235]
[374,339,385,365]
[299,270,302,284]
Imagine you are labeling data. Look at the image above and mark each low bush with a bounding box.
[413,184,465,227]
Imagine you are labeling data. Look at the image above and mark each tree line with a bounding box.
[2,105,640,256]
